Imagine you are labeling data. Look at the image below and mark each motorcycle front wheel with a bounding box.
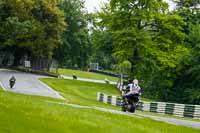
[129,104,136,113]
[10,82,14,88]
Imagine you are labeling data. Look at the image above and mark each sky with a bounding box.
[84,0,176,13]
[84,0,108,13]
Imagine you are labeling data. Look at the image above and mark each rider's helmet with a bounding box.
[10,76,16,82]
[133,79,138,84]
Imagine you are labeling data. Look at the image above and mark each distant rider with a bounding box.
[9,76,16,88]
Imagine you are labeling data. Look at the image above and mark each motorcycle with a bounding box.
[9,80,15,88]
[121,87,140,113]
[9,77,16,89]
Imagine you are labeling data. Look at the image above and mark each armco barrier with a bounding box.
[97,92,200,119]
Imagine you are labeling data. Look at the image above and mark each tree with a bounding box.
[173,0,200,8]
[89,28,115,70]
[99,0,187,78]
[95,0,191,101]
[55,0,91,69]
[169,0,200,104]
[0,0,66,64]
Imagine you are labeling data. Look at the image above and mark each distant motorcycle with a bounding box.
[9,76,16,89]
[121,87,140,113]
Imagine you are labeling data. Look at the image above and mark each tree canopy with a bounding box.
[0,0,66,59]
[97,0,188,79]
[90,0,200,104]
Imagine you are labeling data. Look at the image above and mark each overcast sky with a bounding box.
[84,0,176,13]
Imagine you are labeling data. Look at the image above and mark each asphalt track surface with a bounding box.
[0,69,199,129]
[0,69,64,99]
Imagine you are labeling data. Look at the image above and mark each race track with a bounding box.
[0,69,64,99]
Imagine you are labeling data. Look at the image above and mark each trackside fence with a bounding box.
[97,92,200,119]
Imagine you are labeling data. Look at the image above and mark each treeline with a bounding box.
[0,0,90,68]
[0,0,65,62]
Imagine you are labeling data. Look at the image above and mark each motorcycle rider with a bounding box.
[122,79,142,105]
[9,76,16,88]
[126,79,141,96]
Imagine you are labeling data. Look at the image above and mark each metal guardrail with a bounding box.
[97,92,200,119]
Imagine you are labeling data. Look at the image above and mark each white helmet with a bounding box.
[133,79,138,84]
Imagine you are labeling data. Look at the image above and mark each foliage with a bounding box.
[93,0,191,102]
[172,24,200,104]
[0,0,66,59]
[100,0,188,80]
[55,0,91,69]
[113,60,132,75]
[168,0,200,104]
[173,0,200,8]
[89,29,115,70]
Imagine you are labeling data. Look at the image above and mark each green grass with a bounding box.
[58,68,118,82]
[41,78,200,122]
[41,78,156,106]
[0,90,199,133]
[41,78,120,109]
[57,69,156,102]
